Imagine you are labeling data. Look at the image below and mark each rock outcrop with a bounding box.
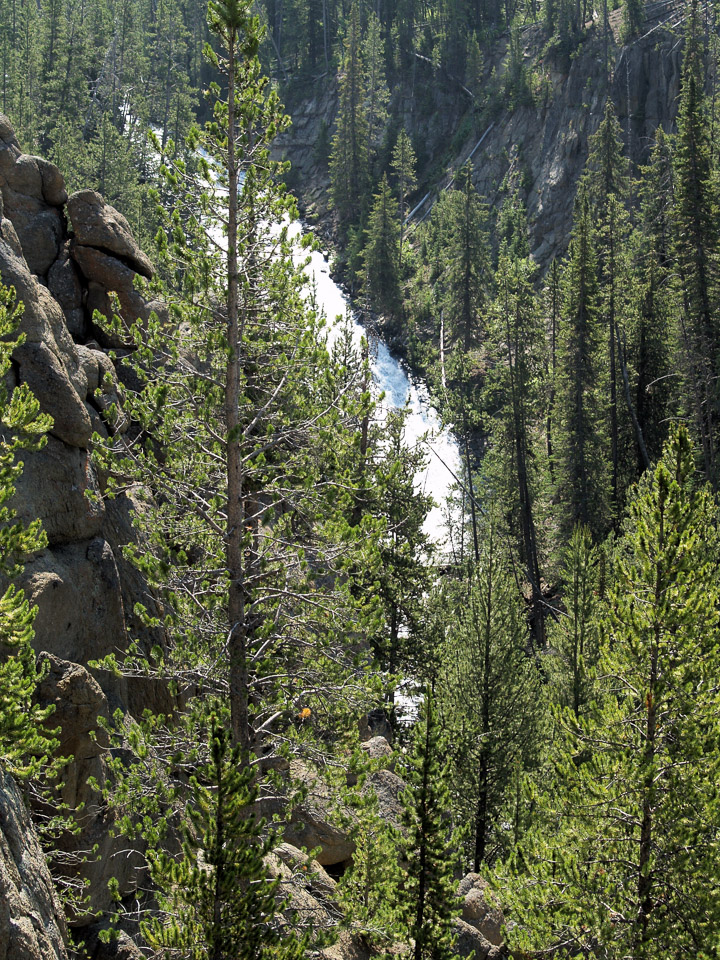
[453,874,505,960]
[0,112,162,697]
[0,112,165,936]
[34,657,144,920]
[0,767,69,960]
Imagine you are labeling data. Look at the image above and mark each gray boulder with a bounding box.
[11,436,104,545]
[457,873,504,947]
[67,190,154,279]
[453,918,501,960]
[0,115,66,276]
[34,657,144,922]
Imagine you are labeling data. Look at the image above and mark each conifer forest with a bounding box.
[2,0,720,957]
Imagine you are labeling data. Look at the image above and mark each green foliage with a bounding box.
[142,719,309,960]
[337,790,403,948]
[435,526,546,868]
[362,173,401,317]
[329,3,370,226]
[554,187,609,541]
[627,127,675,465]
[546,524,599,717]
[432,162,489,353]
[672,0,720,485]
[498,427,720,958]
[391,127,417,262]
[621,0,644,41]
[582,100,635,514]
[365,407,434,671]
[398,693,463,960]
[0,283,57,780]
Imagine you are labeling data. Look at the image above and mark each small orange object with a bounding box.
[298,707,311,721]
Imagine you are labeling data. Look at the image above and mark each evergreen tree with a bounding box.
[366,407,433,673]
[437,162,488,352]
[399,692,462,960]
[583,100,633,514]
[362,12,389,161]
[627,127,675,468]
[337,791,403,948]
[141,719,308,960]
[554,188,609,541]
[329,2,369,225]
[435,523,545,869]
[485,201,546,647]
[672,0,720,485]
[464,32,484,101]
[95,0,383,773]
[499,426,720,958]
[546,523,599,718]
[622,0,643,41]
[543,258,561,479]
[0,282,56,780]
[362,173,401,317]
[390,127,417,266]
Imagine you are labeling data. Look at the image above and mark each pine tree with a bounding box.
[672,0,720,485]
[361,407,433,672]
[0,282,56,780]
[329,2,369,226]
[583,100,632,514]
[336,791,403,948]
[546,523,599,718]
[141,719,309,960]
[622,0,643,41]
[362,172,401,318]
[435,523,545,869]
[554,187,609,541]
[438,162,489,352]
[95,0,383,771]
[390,127,417,266]
[499,426,720,958]
[485,200,546,647]
[362,12,389,161]
[627,127,675,468]
[399,692,462,960]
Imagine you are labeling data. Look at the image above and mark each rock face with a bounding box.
[0,112,160,690]
[465,10,683,269]
[279,10,683,272]
[266,843,372,960]
[0,767,69,960]
[0,119,66,277]
[453,918,501,960]
[67,190,153,278]
[0,112,165,937]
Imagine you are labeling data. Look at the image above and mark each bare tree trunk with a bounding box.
[473,535,492,871]
[225,33,251,759]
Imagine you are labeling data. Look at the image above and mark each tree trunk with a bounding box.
[225,32,251,759]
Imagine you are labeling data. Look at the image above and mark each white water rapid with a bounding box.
[293,231,462,548]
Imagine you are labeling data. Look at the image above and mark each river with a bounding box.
[294,233,461,548]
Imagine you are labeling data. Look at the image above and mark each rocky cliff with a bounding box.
[277,4,683,270]
[0,112,166,943]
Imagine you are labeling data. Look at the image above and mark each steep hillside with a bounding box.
[277,3,683,269]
